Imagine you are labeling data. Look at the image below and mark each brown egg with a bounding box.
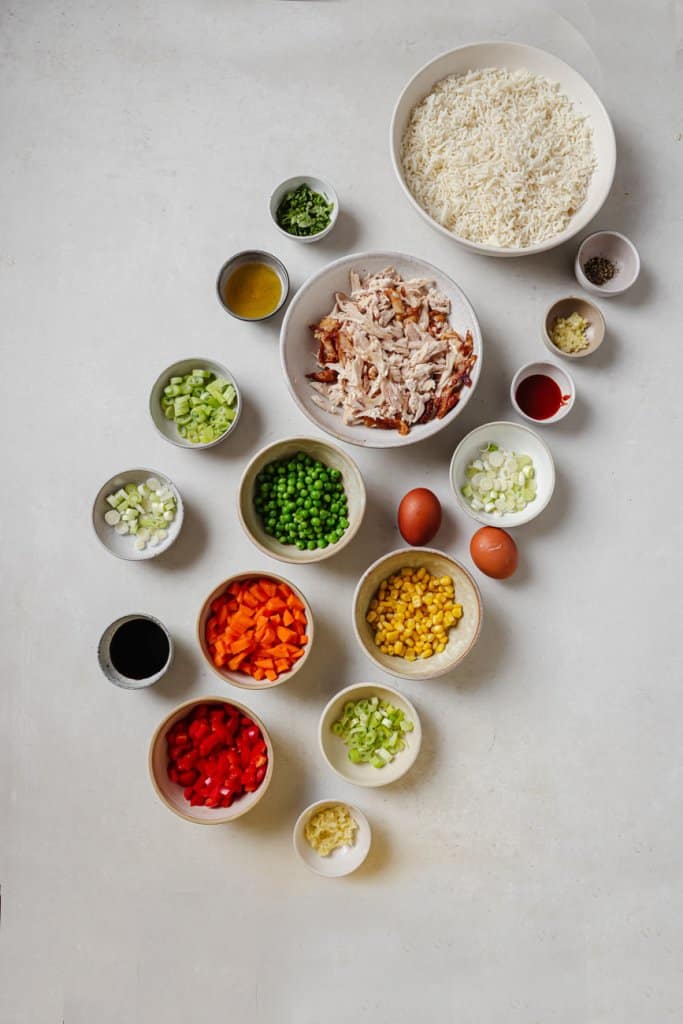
[470,527,518,579]
[397,488,442,546]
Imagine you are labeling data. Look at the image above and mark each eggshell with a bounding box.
[397,488,442,546]
[470,527,518,579]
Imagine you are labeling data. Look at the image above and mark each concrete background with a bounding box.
[1,1,681,1021]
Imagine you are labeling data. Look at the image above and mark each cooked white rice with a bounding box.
[400,67,596,249]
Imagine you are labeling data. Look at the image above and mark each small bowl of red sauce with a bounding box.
[510,361,575,425]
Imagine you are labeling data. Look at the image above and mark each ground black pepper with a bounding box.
[583,256,616,286]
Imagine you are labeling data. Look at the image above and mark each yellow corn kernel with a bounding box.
[393,641,404,656]
[453,605,463,619]
[366,611,377,624]
[435,642,446,653]
[416,567,426,580]
[432,610,443,624]
[433,624,445,635]
[404,636,414,648]
[385,630,399,642]
[423,593,434,605]
[400,566,412,577]
[404,650,416,662]
[420,647,433,659]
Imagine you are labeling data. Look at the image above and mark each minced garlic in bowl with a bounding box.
[304,804,357,857]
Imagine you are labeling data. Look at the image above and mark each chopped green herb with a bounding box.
[276,183,333,237]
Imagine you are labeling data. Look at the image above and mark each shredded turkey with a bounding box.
[306,267,476,434]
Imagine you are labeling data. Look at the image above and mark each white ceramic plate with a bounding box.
[353,548,482,681]
[280,251,482,448]
[148,697,274,824]
[450,421,555,527]
[238,436,366,564]
[318,682,422,788]
[92,468,184,561]
[293,800,371,877]
[390,42,616,257]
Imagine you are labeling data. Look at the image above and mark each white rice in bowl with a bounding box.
[400,67,596,249]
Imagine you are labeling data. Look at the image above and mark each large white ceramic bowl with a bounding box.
[280,251,482,448]
[390,42,616,257]
[450,421,555,527]
[319,683,422,788]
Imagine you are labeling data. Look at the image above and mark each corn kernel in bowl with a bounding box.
[366,567,463,660]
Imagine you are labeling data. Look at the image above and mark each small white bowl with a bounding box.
[197,572,314,690]
[450,421,556,528]
[318,682,422,788]
[92,468,184,561]
[353,548,482,681]
[148,696,274,824]
[542,295,606,360]
[510,361,575,425]
[575,231,640,296]
[238,436,366,564]
[269,176,339,243]
[149,358,241,451]
[98,613,174,689]
[293,800,371,877]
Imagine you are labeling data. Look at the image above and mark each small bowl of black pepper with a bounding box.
[575,230,640,297]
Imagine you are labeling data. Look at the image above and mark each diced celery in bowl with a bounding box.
[149,359,241,450]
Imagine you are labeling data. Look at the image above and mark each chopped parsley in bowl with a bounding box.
[269,176,338,243]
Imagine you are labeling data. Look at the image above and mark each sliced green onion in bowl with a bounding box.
[104,478,177,550]
[462,443,537,515]
[331,696,414,768]
[160,368,237,445]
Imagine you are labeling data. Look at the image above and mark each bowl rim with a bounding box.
[542,294,606,359]
[450,420,556,526]
[351,546,483,680]
[196,571,314,690]
[318,681,422,787]
[292,798,371,877]
[148,695,274,825]
[236,434,367,564]
[148,357,242,450]
[268,175,340,242]
[575,230,641,294]
[279,249,483,449]
[389,40,617,257]
[91,467,185,561]
[510,360,576,425]
[216,250,290,321]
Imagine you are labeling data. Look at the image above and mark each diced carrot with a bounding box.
[252,668,265,681]
[254,657,275,670]
[227,581,241,596]
[264,597,286,614]
[282,609,294,627]
[276,626,297,644]
[241,590,259,609]
[298,634,309,645]
[228,651,248,671]
[230,633,253,654]
[261,580,277,598]
[265,669,278,682]
[275,658,290,672]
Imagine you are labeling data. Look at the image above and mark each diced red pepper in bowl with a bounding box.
[166,701,269,809]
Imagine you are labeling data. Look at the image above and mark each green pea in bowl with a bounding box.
[237,436,366,564]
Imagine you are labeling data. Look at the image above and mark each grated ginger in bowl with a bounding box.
[550,312,590,354]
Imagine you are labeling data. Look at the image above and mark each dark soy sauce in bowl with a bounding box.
[109,617,170,679]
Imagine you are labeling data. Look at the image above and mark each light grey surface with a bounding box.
[0,2,680,1022]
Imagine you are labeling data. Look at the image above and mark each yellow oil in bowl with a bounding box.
[222,263,282,320]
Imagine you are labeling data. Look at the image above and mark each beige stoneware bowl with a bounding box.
[353,548,482,681]
[238,436,366,564]
[197,572,314,690]
[318,682,422,788]
[543,296,606,359]
[148,696,274,824]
